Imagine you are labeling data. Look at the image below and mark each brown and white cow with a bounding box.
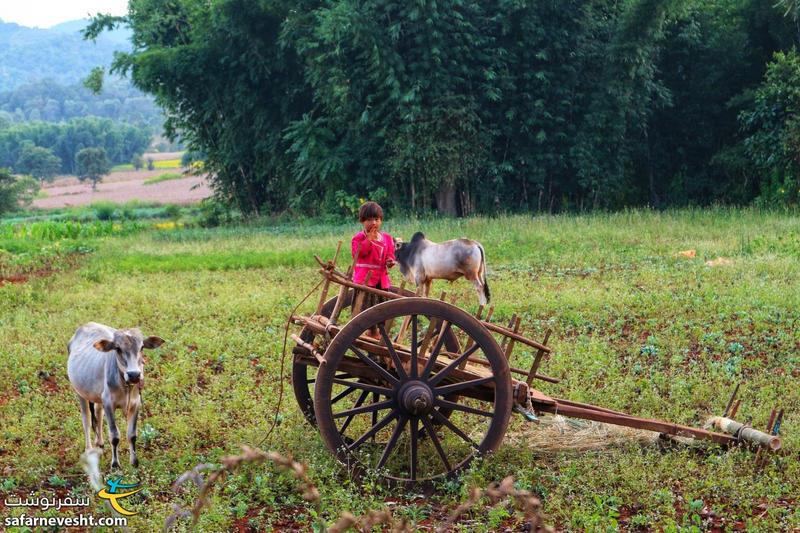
[394,232,490,305]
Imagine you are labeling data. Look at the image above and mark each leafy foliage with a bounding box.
[15,143,61,182]
[0,168,38,215]
[0,117,150,174]
[75,147,111,189]
[0,77,162,127]
[87,0,800,214]
[741,49,800,206]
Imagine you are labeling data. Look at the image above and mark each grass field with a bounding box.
[0,209,798,531]
[144,172,186,186]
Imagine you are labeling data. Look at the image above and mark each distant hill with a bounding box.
[0,18,132,92]
[0,18,164,129]
[49,19,132,45]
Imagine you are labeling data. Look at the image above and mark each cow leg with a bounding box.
[103,399,121,469]
[93,402,104,448]
[423,280,432,298]
[127,402,140,468]
[77,396,92,451]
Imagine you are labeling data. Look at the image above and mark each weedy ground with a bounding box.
[0,208,798,531]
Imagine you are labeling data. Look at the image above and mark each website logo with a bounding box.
[96,478,142,516]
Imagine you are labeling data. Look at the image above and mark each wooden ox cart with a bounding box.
[289,250,783,486]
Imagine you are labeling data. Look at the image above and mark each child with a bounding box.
[352,200,395,289]
[351,201,395,335]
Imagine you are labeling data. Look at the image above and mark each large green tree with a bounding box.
[15,143,62,183]
[75,147,111,190]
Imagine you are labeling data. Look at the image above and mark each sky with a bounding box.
[0,0,128,29]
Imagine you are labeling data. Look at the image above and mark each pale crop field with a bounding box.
[0,209,798,531]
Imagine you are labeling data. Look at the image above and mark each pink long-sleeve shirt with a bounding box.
[351,230,395,288]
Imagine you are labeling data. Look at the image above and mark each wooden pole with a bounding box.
[526,329,551,388]
[504,316,521,360]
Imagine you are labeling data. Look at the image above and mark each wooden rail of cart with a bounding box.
[289,251,783,486]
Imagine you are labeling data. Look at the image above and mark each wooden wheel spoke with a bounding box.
[348,411,399,451]
[434,376,495,396]
[410,315,418,378]
[371,392,379,432]
[376,416,407,470]
[409,417,419,480]
[331,386,357,405]
[332,378,392,396]
[421,415,452,471]
[431,409,479,449]
[428,344,480,386]
[421,321,451,379]
[378,323,407,380]
[436,398,493,417]
[339,390,369,434]
[349,346,399,386]
[333,398,394,419]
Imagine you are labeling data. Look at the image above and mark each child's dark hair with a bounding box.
[358,201,384,221]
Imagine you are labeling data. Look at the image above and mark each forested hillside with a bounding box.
[0,18,166,178]
[0,19,128,92]
[0,78,162,127]
[87,0,800,215]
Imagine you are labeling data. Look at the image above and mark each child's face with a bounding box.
[362,216,382,233]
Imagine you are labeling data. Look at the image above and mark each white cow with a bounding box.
[394,232,490,305]
[67,322,164,469]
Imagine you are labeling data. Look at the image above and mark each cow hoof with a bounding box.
[111,461,121,470]
[131,458,139,468]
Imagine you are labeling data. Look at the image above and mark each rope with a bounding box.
[258,277,325,447]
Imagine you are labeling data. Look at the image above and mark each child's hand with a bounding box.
[367,226,380,240]
[386,259,396,268]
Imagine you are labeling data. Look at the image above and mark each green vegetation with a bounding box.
[0,210,797,530]
[144,172,186,186]
[0,169,38,216]
[0,117,151,175]
[88,0,799,216]
[0,78,163,128]
[75,147,111,190]
[14,143,61,183]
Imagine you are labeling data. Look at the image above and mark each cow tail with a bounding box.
[479,244,490,303]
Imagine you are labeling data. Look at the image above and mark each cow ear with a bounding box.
[143,336,165,349]
[94,339,116,352]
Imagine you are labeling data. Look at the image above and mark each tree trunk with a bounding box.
[436,183,458,216]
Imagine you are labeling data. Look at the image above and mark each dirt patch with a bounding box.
[38,371,60,394]
[34,170,212,208]
[0,274,28,285]
[0,254,83,287]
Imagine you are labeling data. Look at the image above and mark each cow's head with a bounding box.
[394,232,426,281]
[94,329,164,385]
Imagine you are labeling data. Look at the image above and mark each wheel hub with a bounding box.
[399,381,434,415]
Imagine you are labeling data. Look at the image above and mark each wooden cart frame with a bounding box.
[289,252,783,486]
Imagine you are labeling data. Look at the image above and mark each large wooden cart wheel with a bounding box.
[314,298,513,486]
[292,289,462,427]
